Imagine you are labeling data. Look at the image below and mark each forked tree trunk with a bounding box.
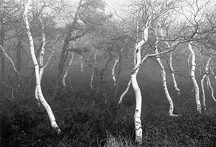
[155,36,177,116]
[188,42,201,113]
[24,0,61,133]
[35,18,46,105]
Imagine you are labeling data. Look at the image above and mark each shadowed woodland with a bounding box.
[1,0,216,146]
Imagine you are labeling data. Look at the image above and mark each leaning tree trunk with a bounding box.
[16,39,22,79]
[188,42,201,113]
[155,35,177,116]
[200,56,211,111]
[62,52,74,88]
[169,51,180,95]
[24,0,61,133]
[0,25,5,82]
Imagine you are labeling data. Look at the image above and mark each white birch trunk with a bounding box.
[131,24,149,145]
[169,51,180,95]
[90,50,98,90]
[80,55,84,72]
[62,53,74,88]
[188,43,201,113]
[35,17,46,105]
[155,36,177,116]
[160,29,180,95]
[201,74,207,111]
[119,79,132,104]
[210,67,216,80]
[206,75,216,102]
[132,42,143,145]
[201,56,211,111]
[112,56,119,86]
[24,0,61,134]
[0,45,20,79]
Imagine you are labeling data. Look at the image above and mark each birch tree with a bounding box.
[90,49,98,90]
[155,32,178,116]
[188,42,201,113]
[23,0,61,133]
[200,56,211,111]
[54,0,109,98]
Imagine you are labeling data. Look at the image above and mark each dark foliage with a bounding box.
[1,81,216,147]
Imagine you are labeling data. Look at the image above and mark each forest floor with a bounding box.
[1,79,216,147]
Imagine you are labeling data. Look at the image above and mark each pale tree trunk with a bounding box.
[210,67,216,80]
[62,52,74,88]
[35,17,46,105]
[206,73,216,102]
[80,54,84,72]
[62,41,75,88]
[155,36,177,116]
[90,49,98,90]
[160,29,180,95]
[201,74,206,111]
[188,43,201,113]
[131,23,149,145]
[24,0,61,134]
[0,45,20,79]
[112,56,119,86]
[0,24,5,83]
[169,51,180,95]
[113,43,126,99]
[16,39,22,79]
[119,79,131,103]
[200,56,211,111]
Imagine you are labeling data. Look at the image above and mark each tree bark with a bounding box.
[16,39,22,77]
[169,51,180,95]
[0,24,5,82]
[188,42,201,113]
[90,49,98,90]
[155,35,177,116]
[24,0,61,133]
[112,56,119,86]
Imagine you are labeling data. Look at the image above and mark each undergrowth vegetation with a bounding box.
[1,79,216,147]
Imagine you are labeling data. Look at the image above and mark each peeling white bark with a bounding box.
[188,43,201,113]
[155,36,177,116]
[24,0,61,134]
[62,53,74,88]
[112,56,119,86]
[131,24,149,145]
[90,50,98,90]
[35,17,46,105]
